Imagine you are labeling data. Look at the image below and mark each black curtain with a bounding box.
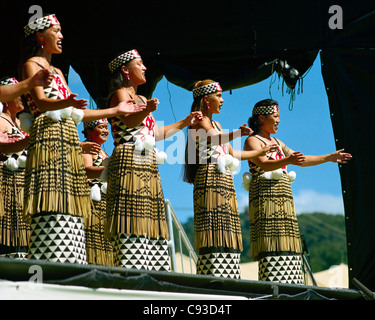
[321,48,375,290]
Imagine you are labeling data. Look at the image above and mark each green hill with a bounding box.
[179,210,347,273]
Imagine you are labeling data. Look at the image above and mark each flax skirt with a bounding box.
[0,165,29,259]
[106,143,170,271]
[249,173,304,284]
[85,191,114,266]
[193,164,242,279]
[23,115,92,264]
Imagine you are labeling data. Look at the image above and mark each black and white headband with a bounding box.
[83,118,108,130]
[108,49,141,73]
[192,82,222,99]
[252,104,279,116]
[24,14,60,37]
[0,77,18,86]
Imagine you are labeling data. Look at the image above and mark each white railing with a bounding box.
[165,199,197,274]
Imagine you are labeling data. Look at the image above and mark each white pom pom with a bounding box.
[262,171,273,180]
[243,172,253,184]
[60,107,73,119]
[224,154,233,167]
[134,138,144,152]
[288,171,296,182]
[19,112,34,133]
[217,156,226,173]
[90,184,101,201]
[5,157,19,171]
[17,155,27,168]
[229,157,240,172]
[100,166,109,182]
[143,135,155,150]
[45,110,61,121]
[71,108,84,124]
[272,168,283,180]
[102,157,110,168]
[101,182,108,194]
[156,150,167,164]
[0,102,3,115]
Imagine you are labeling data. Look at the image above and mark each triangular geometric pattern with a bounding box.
[258,254,304,284]
[112,234,171,272]
[0,252,28,260]
[28,214,87,265]
[196,251,241,279]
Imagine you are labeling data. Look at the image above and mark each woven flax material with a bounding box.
[193,164,243,252]
[23,115,92,223]
[106,143,168,240]
[249,173,302,261]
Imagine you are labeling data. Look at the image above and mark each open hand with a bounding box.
[329,149,352,163]
[186,111,203,126]
[67,93,88,109]
[260,143,279,156]
[117,99,146,115]
[288,151,306,166]
[239,124,253,136]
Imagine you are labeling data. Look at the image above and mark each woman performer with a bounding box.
[82,118,113,266]
[0,77,32,259]
[20,14,145,264]
[244,98,352,284]
[183,80,277,279]
[106,49,202,271]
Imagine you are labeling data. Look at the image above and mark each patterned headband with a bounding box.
[252,104,279,116]
[0,77,18,86]
[83,118,108,130]
[24,14,60,37]
[108,49,141,73]
[192,82,222,99]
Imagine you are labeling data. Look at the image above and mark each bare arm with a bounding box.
[0,69,53,103]
[22,62,88,112]
[82,153,105,179]
[244,136,305,171]
[109,89,154,127]
[298,149,352,167]
[192,119,252,146]
[230,142,279,160]
[155,111,203,141]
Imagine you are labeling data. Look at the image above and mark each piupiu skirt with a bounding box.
[85,191,114,266]
[193,164,242,279]
[0,164,29,259]
[249,172,303,284]
[23,114,92,264]
[106,143,169,271]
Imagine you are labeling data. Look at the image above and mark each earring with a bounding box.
[40,42,44,50]
[126,74,130,81]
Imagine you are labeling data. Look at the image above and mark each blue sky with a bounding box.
[69,52,345,223]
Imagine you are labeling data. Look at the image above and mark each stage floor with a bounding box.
[0,257,364,300]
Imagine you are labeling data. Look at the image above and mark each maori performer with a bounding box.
[244,99,352,284]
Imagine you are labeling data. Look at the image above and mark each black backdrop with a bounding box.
[1,0,375,290]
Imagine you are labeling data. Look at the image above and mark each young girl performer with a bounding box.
[183,80,277,279]
[21,14,145,264]
[106,49,202,271]
[82,118,113,266]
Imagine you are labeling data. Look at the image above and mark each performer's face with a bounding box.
[205,91,224,114]
[89,123,109,145]
[38,25,63,54]
[262,112,280,134]
[126,58,147,85]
